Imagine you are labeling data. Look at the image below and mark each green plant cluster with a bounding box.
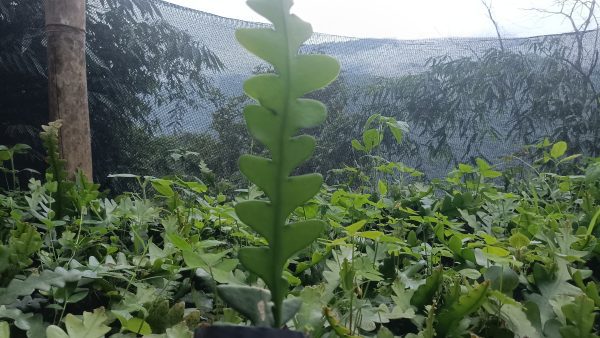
[1,118,600,337]
[2,1,600,336]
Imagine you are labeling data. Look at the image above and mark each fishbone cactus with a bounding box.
[218,0,340,328]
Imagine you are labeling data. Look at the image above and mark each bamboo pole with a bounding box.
[45,0,93,178]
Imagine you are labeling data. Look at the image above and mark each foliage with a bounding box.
[0,0,223,188]
[217,0,340,327]
[2,128,600,337]
[365,30,600,167]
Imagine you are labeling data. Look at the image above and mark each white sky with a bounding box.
[165,0,583,39]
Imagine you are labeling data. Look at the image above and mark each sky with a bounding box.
[164,0,581,39]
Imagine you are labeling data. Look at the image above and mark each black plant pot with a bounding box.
[194,326,305,338]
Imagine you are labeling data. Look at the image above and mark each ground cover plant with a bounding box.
[1,117,600,337]
[2,1,600,337]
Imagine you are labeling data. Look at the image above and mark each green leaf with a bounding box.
[11,144,31,154]
[47,326,69,338]
[459,268,481,280]
[182,250,228,270]
[386,120,408,144]
[484,266,519,294]
[351,139,365,151]
[362,129,382,152]
[345,220,367,236]
[232,0,339,328]
[411,266,443,310]
[164,323,193,338]
[0,306,46,337]
[0,321,9,338]
[458,163,474,173]
[377,326,394,338]
[483,246,510,257]
[448,236,462,255]
[46,308,110,338]
[165,233,192,252]
[340,259,356,292]
[296,286,332,333]
[280,220,325,261]
[559,295,599,338]
[499,304,541,338]
[151,179,175,197]
[509,232,530,249]
[378,180,388,196]
[124,318,152,335]
[551,141,568,159]
[436,281,490,337]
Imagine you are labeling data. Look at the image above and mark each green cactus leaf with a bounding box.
[281,220,325,261]
[228,0,339,327]
[238,247,277,287]
[235,201,276,242]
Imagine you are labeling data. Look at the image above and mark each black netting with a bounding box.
[2,0,599,190]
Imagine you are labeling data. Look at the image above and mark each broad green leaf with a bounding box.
[151,179,174,197]
[509,232,530,249]
[0,306,46,337]
[386,120,408,144]
[377,326,394,338]
[437,282,490,337]
[124,318,152,335]
[362,129,382,152]
[165,233,192,252]
[182,250,228,270]
[296,286,332,333]
[483,246,510,257]
[459,268,481,280]
[411,266,443,309]
[357,230,385,241]
[458,163,474,173]
[551,141,568,159]
[47,326,69,338]
[499,304,541,338]
[484,266,519,293]
[378,179,388,196]
[345,220,367,236]
[46,308,110,338]
[448,235,462,255]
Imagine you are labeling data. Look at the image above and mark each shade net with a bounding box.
[1,0,599,189]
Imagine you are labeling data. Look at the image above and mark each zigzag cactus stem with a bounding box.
[232,0,340,327]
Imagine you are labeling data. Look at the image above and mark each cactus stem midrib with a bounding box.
[270,1,294,327]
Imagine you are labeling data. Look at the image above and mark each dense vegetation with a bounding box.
[3,0,600,190]
[1,119,600,337]
[0,0,224,188]
[3,0,600,337]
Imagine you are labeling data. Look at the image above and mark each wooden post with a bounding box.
[45,0,93,178]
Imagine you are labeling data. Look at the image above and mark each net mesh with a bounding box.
[1,0,599,188]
